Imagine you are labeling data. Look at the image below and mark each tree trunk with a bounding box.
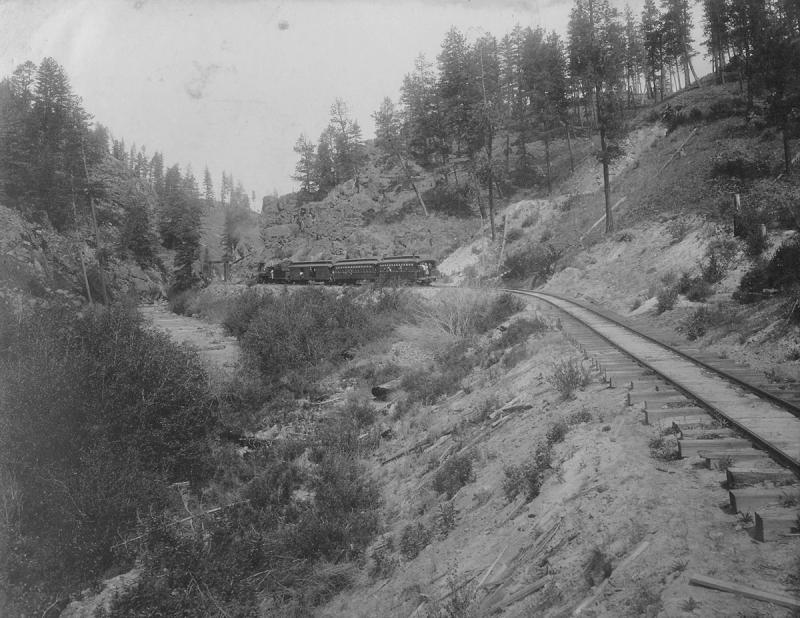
[784,124,792,174]
[472,169,486,222]
[544,134,552,195]
[81,145,109,304]
[505,134,510,175]
[565,122,575,173]
[596,84,613,234]
[396,153,428,216]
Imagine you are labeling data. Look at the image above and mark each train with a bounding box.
[253,255,438,286]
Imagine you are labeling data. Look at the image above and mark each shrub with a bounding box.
[421,183,473,217]
[369,537,398,579]
[682,305,737,340]
[0,305,218,614]
[240,288,378,382]
[548,359,590,399]
[433,453,475,499]
[734,240,800,303]
[546,419,569,445]
[656,285,678,313]
[505,228,524,243]
[677,273,712,302]
[648,435,680,461]
[342,394,376,429]
[399,523,432,560]
[222,288,264,337]
[502,443,552,503]
[434,501,458,538]
[419,290,525,339]
[502,243,562,283]
[567,409,593,425]
[492,316,548,350]
[702,238,738,283]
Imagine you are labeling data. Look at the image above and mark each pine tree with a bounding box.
[203,166,215,207]
[292,133,318,200]
[569,0,626,233]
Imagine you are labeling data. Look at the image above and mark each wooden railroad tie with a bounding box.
[729,487,800,514]
[726,466,798,488]
[754,507,800,541]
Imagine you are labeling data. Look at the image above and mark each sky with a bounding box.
[0,0,708,206]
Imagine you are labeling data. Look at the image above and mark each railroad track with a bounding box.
[509,289,800,543]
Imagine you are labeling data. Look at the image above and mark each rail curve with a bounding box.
[508,289,800,477]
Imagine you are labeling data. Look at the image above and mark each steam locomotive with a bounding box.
[254,255,438,286]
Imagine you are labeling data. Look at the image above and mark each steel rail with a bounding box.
[507,288,800,476]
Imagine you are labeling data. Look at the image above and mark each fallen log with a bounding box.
[689,574,800,610]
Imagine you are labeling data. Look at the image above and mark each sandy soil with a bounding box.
[319,298,800,617]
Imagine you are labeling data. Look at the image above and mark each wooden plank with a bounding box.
[572,540,650,616]
[729,487,800,513]
[755,507,800,541]
[726,467,798,488]
[675,426,737,439]
[678,438,752,458]
[703,451,772,468]
[689,573,800,610]
[644,407,709,424]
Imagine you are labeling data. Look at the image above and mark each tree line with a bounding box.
[0,57,255,295]
[293,0,799,234]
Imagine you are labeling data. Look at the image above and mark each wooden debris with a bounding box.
[689,574,800,610]
[572,539,650,615]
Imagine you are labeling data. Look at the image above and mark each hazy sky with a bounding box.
[0,0,705,204]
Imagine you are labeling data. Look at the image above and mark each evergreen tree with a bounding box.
[399,54,444,166]
[203,166,215,207]
[569,0,626,232]
[292,133,318,200]
[641,0,666,100]
[702,0,729,83]
[315,128,337,193]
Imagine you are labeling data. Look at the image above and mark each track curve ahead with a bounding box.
[509,289,800,476]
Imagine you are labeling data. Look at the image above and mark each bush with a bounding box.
[432,453,475,499]
[222,288,264,338]
[503,243,562,283]
[676,273,712,302]
[546,419,569,445]
[681,305,737,340]
[420,290,526,339]
[656,285,678,313]
[434,501,458,538]
[240,288,379,382]
[421,183,473,217]
[502,443,552,503]
[505,228,524,243]
[0,304,218,614]
[548,359,590,399]
[567,409,593,425]
[734,240,800,303]
[702,238,738,283]
[492,316,549,350]
[399,523,432,560]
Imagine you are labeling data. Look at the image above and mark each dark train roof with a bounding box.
[287,260,333,267]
